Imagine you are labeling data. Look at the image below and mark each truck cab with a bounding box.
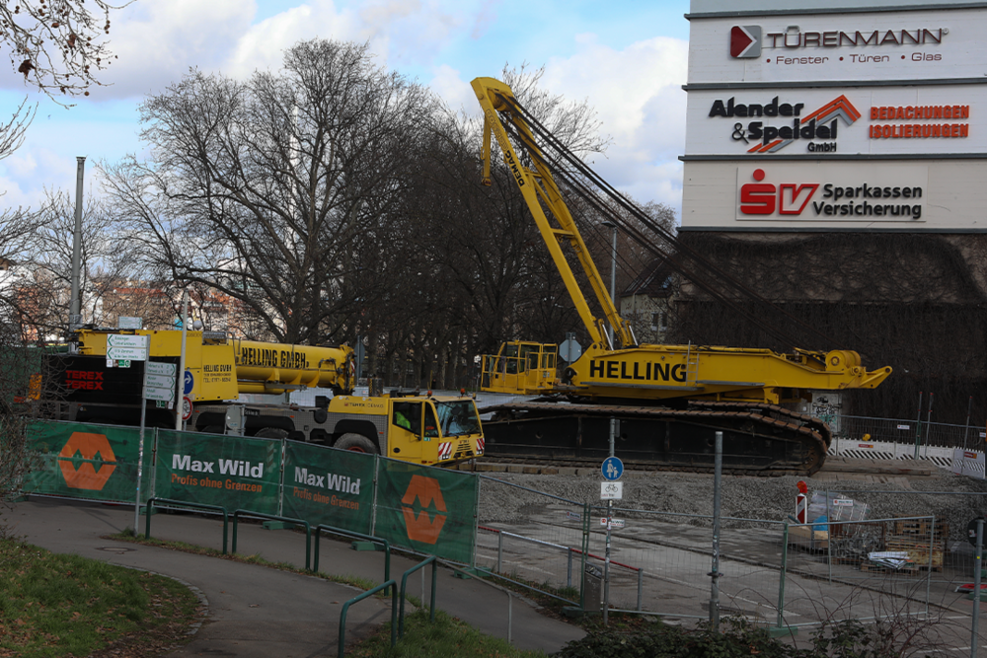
[324,392,485,466]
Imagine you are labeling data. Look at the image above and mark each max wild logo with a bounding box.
[401,475,447,544]
[58,432,117,490]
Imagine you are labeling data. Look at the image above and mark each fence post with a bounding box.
[637,568,643,611]
[370,456,380,536]
[914,392,923,459]
[709,430,723,633]
[924,393,934,459]
[579,501,590,611]
[926,516,935,619]
[567,547,573,588]
[276,438,286,518]
[964,396,973,450]
[497,530,504,573]
[827,519,833,583]
[472,473,481,569]
[771,523,791,636]
[971,518,983,658]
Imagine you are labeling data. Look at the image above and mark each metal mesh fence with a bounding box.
[475,475,586,602]
[835,415,984,451]
[472,475,978,631]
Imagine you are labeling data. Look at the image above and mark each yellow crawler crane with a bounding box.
[471,77,891,474]
[43,329,484,467]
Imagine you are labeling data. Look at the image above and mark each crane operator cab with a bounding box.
[481,341,559,395]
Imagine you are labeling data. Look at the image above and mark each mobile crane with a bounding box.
[38,328,484,467]
[471,77,891,474]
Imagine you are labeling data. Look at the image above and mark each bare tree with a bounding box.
[0,0,129,98]
[363,68,617,387]
[24,187,159,337]
[104,39,440,345]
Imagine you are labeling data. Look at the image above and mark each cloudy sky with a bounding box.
[0,0,690,216]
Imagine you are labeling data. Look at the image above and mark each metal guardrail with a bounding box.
[143,497,229,554]
[313,525,392,582]
[443,561,517,644]
[477,524,643,608]
[231,509,311,570]
[398,556,437,638]
[338,580,397,658]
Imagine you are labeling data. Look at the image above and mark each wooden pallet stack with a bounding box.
[884,519,948,571]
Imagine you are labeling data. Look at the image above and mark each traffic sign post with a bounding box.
[107,334,147,349]
[133,336,151,535]
[106,346,148,361]
[602,456,624,481]
[601,420,622,627]
[146,362,177,377]
[143,385,175,402]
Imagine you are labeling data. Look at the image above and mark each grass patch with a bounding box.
[0,538,200,658]
[347,608,547,658]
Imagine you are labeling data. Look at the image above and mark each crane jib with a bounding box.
[505,151,526,188]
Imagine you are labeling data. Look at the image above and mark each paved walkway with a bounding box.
[5,497,585,656]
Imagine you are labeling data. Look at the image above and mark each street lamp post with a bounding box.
[69,156,86,331]
[602,221,617,348]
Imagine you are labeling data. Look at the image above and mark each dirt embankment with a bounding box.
[477,464,987,542]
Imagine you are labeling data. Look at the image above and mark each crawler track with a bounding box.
[479,400,831,476]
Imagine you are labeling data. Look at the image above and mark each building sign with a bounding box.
[679,160,987,231]
[685,86,981,156]
[688,9,985,84]
[737,166,926,222]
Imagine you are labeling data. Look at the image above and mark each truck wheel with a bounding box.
[334,433,378,454]
[254,427,289,439]
[201,425,224,435]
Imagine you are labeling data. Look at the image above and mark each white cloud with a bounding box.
[0,146,98,210]
[541,34,688,213]
[226,1,359,78]
[422,32,688,212]
[429,64,476,114]
[94,0,256,99]
[225,0,476,80]
[0,1,690,216]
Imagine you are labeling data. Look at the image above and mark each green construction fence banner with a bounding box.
[373,459,478,564]
[282,442,375,535]
[154,430,281,516]
[23,420,153,503]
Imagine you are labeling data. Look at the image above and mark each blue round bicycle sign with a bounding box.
[601,456,624,481]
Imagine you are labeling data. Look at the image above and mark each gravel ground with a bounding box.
[477,465,987,542]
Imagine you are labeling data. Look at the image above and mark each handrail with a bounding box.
[441,561,515,644]
[231,509,311,571]
[313,524,391,582]
[144,497,228,554]
[338,580,397,658]
[398,555,438,638]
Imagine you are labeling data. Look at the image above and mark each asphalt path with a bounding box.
[5,497,585,656]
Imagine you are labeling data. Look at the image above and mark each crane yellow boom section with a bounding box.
[472,76,892,404]
[472,76,635,350]
[483,341,892,404]
[75,329,355,400]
